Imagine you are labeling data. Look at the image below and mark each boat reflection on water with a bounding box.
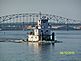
[27,42,55,61]
[27,42,55,48]
[27,42,40,49]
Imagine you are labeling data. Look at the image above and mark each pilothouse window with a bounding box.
[46,30,48,32]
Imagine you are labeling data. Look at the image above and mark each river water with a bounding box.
[0,30,81,61]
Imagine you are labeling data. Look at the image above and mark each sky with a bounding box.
[0,0,81,20]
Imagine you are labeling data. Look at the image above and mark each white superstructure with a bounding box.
[28,16,51,42]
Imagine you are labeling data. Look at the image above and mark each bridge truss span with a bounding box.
[0,12,81,30]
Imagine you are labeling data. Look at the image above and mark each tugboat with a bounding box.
[27,16,57,44]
